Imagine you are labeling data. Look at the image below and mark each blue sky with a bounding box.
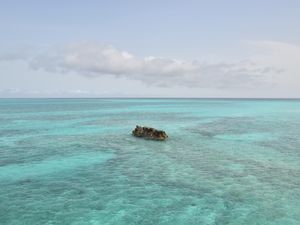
[1,0,300,97]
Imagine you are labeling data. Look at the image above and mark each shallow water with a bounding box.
[0,99,300,225]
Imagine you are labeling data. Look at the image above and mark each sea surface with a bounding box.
[0,98,300,225]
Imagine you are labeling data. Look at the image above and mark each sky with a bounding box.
[0,0,300,98]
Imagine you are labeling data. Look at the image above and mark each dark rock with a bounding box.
[132,125,168,141]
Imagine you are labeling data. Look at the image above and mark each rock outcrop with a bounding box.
[132,125,168,141]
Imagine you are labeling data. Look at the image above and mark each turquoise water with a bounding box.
[0,99,300,225]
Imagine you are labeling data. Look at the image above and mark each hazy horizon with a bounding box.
[1,97,300,100]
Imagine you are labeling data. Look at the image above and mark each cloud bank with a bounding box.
[28,42,280,88]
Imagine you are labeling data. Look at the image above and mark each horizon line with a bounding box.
[1,97,300,100]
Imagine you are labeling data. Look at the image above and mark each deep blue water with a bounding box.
[0,99,300,225]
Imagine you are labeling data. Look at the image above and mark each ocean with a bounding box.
[0,98,299,225]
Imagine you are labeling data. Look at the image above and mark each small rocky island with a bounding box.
[132,125,168,141]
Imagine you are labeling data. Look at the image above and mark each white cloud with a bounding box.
[246,40,300,89]
[29,42,280,89]
[2,41,299,95]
